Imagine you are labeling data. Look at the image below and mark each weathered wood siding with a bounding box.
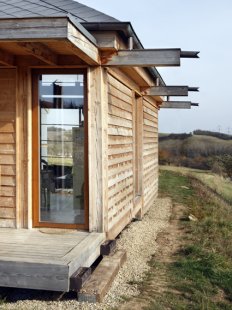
[107,74,134,236]
[143,98,158,213]
[0,69,16,228]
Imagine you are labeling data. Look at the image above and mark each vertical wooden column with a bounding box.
[132,95,144,219]
[87,67,108,233]
[16,66,30,228]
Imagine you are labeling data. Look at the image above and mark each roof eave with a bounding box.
[81,21,165,86]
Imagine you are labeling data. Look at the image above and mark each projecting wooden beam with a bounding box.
[143,86,199,96]
[161,101,192,109]
[143,86,189,96]
[102,49,181,67]
[102,49,199,67]
[17,42,57,65]
[0,48,14,66]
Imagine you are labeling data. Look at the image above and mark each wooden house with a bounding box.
[0,0,198,292]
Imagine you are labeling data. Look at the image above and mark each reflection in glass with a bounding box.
[39,74,85,224]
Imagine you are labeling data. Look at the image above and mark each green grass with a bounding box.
[144,170,232,310]
[160,165,232,204]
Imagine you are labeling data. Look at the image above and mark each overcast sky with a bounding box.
[78,0,232,134]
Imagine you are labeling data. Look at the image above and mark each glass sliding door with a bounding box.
[33,71,88,228]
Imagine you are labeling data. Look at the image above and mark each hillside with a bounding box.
[159,132,232,176]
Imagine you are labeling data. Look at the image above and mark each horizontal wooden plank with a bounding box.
[144,179,158,192]
[108,135,133,145]
[108,104,132,120]
[0,261,69,291]
[0,196,15,208]
[0,154,15,165]
[0,18,68,40]
[143,137,158,143]
[0,121,15,134]
[108,185,133,210]
[0,207,15,219]
[0,186,16,197]
[0,18,68,30]
[143,149,157,157]
[143,143,158,150]
[108,126,133,137]
[108,115,132,129]
[0,165,16,176]
[144,131,158,138]
[109,197,133,228]
[144,168,157,180]
[144,152,158,161]
[0,134,15,144]
[108,176,133,198]
[0,176,16,186]
[143,98,158,109]
[103,49,181,67]
[144,159,158,170]
[108,161,133,178]
[108,84,132,105]
[108,153,133,166]
[108,145,132,156]
[108,94,132,113]
[143,124,157,133]
[143,118,156,127]
[0,144,15,155]
[108,74,132,97]
[108,170,133,187]
[143,111,157,123]
[143,105,157,118]
[107,209,132,239]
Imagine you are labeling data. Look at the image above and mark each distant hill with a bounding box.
[158,131,232,174]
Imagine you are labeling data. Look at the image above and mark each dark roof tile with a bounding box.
[0,0,119,22]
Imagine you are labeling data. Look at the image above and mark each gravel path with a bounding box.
[0,198,171,310]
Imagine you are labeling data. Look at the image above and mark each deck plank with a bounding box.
[0,261,69,291]
[0,229,106,292]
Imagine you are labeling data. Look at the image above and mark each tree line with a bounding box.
[159,131,232,178]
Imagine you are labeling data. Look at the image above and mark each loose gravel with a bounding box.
[0,198,171,310]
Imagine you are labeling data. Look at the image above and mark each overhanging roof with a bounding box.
[82,21,165,86]
[0,0,118,22]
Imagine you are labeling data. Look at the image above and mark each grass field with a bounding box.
[130,169,232,310]
[160,165,232,204]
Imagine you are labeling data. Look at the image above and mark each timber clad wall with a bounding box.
[143,98,158,213]
[107,74,134,233]
[0,69,16,228]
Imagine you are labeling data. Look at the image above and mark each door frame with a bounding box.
[32,68,89,229]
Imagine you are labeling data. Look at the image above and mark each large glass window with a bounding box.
[38,74,85,225]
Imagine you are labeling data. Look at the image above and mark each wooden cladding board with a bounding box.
[107,74,134,235]
[0,69,16,228]
[143,99,158,213]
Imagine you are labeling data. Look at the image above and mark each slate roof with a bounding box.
[0,0,119,22]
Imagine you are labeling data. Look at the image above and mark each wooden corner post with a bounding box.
[87,67,108,233]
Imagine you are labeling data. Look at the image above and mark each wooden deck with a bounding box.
[0,229,105,292]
